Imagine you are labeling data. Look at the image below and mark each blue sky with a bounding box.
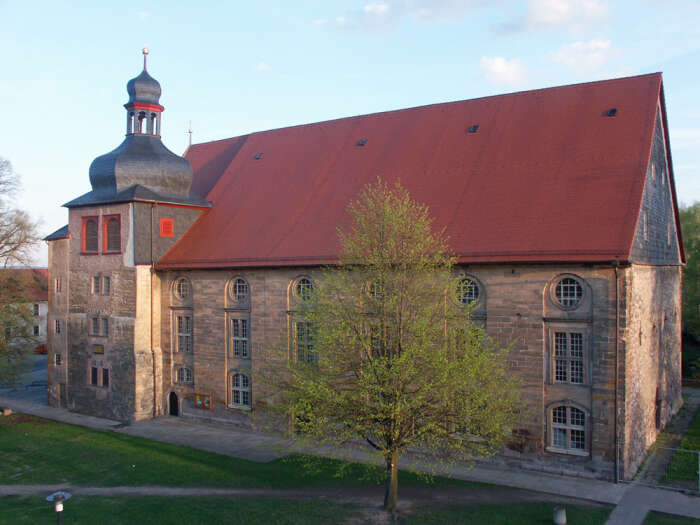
[2,0,700,265]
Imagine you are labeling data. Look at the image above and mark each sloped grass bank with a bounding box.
[0,413,473,489]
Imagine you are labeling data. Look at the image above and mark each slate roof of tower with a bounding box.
[157,72,684,269]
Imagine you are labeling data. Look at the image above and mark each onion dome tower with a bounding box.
[67,49,206,207]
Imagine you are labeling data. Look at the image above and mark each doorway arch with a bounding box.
[169,392,179,416]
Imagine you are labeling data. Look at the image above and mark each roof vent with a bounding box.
[466,125,479,133]
[254,153,263,160]
[606,108,618,117]
[357,138,367,146]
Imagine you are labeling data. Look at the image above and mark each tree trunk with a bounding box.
[383,450,399,513]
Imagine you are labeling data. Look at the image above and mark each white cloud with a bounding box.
[499,0,608,33]
[137,11,149,21]
[480,56,529,86]
[364,2,390,15]
[527,0,608,26]
[329,1,491,32]
[254,62,272,72]
[552,39,614,74]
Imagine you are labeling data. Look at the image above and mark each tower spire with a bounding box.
[188,121,193,148]
[142,47,149,71]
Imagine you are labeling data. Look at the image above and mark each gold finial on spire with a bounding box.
[142,47,149,70]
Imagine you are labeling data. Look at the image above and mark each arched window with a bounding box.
[231,373,251,407]
[84,218,98,253]
[174,278,190,300]
[230,278,249,302]
[295,278,314,301]
[176,367,192,384]
[550,405,587,453]
[456,277,480,305]
[106,217,120,252]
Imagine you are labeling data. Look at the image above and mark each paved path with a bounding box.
[2,392,699,523]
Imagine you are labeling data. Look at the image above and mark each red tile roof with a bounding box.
[158,73,679,269]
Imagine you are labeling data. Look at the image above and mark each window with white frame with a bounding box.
[295,321,317,363]
[554,331,585,384]
[554,277,583,308]
[176,314,193,353]
[230,318,249,358]
[92,276,101,295]
[295,278,314,301]
[550,405,587,453]
[456,277,480,305]
[231,373,251,407]
[230,278,249,303]
[176,367,192,384]
[102,276,110,296]
[174,278,190,300]
[33,304,39,316]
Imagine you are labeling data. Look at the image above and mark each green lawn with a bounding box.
[644,511,700,525]
[0,496,358,525]
[0,497,613,525]
[0,414,473,489]
[665,405,700,482]
[405,502,611,524]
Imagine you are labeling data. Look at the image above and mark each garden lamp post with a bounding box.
[46,491,71,525]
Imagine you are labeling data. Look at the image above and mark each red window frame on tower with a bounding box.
[159,217,174,238]
[81,216,99,254]
[103,214,121,254]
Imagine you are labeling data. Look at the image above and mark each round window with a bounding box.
[230,278,249,302]
[554,277,583,308]
[174,278,190,300]
[456,278,479,305]
[295,278,314,301]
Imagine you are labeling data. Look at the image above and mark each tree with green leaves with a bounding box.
[680,203,700,340]
[0,156,40,385]
[271,180,522,513]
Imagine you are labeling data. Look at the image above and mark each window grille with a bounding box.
[554,331,584,384]
[295,278,314,301]
[232,318,249,358]
[457,278,479,305]
[84,219,98,252]
[555,278,583,308]
[177,315,193,353]
[551,405,586,451]
[295,321,317,363]
[232,373,251,407]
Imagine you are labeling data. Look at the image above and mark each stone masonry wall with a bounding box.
[621,264,682,478]
[158,263,624,478]
[64,203,137,422]
[47,237,70,407]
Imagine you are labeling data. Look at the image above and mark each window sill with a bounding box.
[228,404,252,412]
[81,251,99,256]
[103,250,122,255]
[545,446,589,457]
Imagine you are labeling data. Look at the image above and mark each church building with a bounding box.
[46,51,684,481]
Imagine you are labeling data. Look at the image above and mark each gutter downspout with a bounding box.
[613,260,620,482]
[151,203,157,418]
